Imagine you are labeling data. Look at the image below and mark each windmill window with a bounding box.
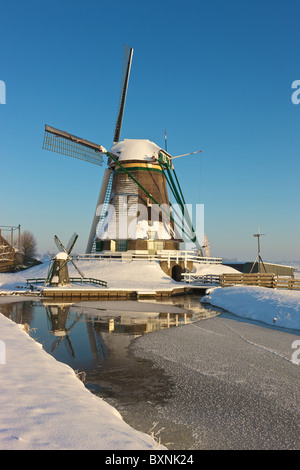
[148,231,156,239]
[156,240,164,250]
[116,240,128,252]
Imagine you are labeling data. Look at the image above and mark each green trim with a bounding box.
[158,160,200,248]
[115,166,164,174]
[106,152,191,239]
[106,151,200,248]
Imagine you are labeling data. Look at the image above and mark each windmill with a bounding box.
[43,45,204,255]
[46,233,84,286]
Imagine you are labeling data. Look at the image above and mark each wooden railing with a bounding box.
[26,277,107,288]
[275,277,300,290]
[182,273,220,285]
[69,277,107,288]
[74,251,222,269]
[220,273,300,290]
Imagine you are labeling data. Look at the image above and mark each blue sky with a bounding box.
[0,0,299,261]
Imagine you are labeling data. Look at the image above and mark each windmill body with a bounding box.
[50,252,70,286]
[96,138,181,252]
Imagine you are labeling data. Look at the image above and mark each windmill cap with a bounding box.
[55,252,68,260]
[110,139,162,162]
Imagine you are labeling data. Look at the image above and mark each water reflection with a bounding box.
[45,303,83,357]
[0,297,219,449]
[1,297,217,397]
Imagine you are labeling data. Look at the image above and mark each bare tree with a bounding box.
[20,230,37,260]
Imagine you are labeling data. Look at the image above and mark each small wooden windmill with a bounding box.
[46,233,84,286]
[43,45,203,255]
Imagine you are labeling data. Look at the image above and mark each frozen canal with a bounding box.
[1,295,300,450]
[131,312,300,449]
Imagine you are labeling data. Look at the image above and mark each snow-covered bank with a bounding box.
[201,286,300,330]
[0,259,174,292]
[0,258,239,293]
[0,312,165,450]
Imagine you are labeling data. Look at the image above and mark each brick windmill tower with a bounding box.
[43,45,203,255]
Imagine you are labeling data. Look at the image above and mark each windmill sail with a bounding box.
[113,44,133,144]
[43,125,104,166]
[66,233,79,254]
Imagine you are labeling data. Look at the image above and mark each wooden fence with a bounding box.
[182,273,220,285]
[26,277,107,288]
[220,273,300,290]
[275,277,300,290]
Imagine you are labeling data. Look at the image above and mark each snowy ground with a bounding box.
[1,259,299,450]
[0,257,239,293]
[0,298,166,450]
[0,259,237,450]
[201,285,300,330]
[0,258,176,293]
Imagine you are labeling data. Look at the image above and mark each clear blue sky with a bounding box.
[0,0,299,261]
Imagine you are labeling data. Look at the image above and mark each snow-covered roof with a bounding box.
[110,139,162,162]
[55,252,68,260]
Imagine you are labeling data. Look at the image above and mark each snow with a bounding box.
[0,305,164,450]
[0,257,236,450]
[1,258,299,450]
[0,257,239,293]
[55,252,68,260]
[0,259,173,292]
[201,285,300,330]
[110,139,162,162]
[193,263,238,275]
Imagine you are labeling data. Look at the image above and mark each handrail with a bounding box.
[27,277,107,288]
[182,273,220,284]
[72,251,222,265]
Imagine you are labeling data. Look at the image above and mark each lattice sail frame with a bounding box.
[43,125,104,167]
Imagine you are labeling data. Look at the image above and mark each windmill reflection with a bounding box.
[44,303,82,357]
[42,301,196,363]
[43,302,109,361]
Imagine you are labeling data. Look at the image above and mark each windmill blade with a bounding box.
[69,257,85,279]
[66,232,78,254]
[51,335,64,353]
[46,259,55,283]
[170,150,202,160]
[43,125,104,166]
[113,44,133,144]
[64,335,75,358]
[67,313,83,332]
[54,235,67,254]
